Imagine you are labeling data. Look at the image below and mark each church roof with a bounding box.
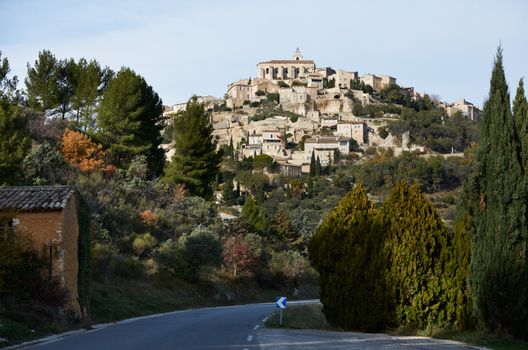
[0,186,76,212]
[257,60,315,65]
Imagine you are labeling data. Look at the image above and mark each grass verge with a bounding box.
[264,304,528,350]
[431,330,528,350]
[264,303,329,329]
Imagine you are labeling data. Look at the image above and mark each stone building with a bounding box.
[328,70,359,89]
[226,78,276,108]
[445,99,481,121]
[336,121,367,145]
[257,48,316,81]
[0,186,81,315]
[360,74,396,92]
[303,136,351,166]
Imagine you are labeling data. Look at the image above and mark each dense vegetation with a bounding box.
[1,45,526,346]
[310,183,469,331]
[458,49,528,339]
[309,48,528,342]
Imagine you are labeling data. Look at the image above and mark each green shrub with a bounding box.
[379,127,389,139]
[309,185,389,331]
[381,182,455,329]
[267,93,279,103]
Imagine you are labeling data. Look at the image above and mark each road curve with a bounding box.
[25,302,280,350]
[21,301,483,350]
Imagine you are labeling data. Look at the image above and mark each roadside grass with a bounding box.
[264,303,330,329]
[264,304,528,350]
[90,277,220,323]
[430,329,528,350]
[90,274,318,323]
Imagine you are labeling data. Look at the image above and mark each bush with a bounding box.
[266,93,279,103]
[309,182,470,332]
[379,127,389,139]
[381,182,457,329]
[269,250,309,284]
[222,234,260,278]
[252,154,275,171]
[278,81,289,88]
[309,185,389,331]
[154,226,222,281]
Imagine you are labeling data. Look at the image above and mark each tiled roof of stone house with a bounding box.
[0,186,76,211]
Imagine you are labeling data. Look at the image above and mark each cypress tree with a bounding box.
[309,184,388,331]
[381,182,451,329]
[307,177,314,197]
[315,155,322,176]
[309,151,316,177]
[165,97,221,198]
[222,177,236,205]
[464,48,528,338]
[513,79,528,168]
[228,136,234,159]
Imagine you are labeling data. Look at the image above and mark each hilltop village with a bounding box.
[163,49,480,176]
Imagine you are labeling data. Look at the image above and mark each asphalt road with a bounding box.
[25,303,276,350]
[22,301,483,350]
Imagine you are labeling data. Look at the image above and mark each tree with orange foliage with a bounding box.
[61,129,106,172]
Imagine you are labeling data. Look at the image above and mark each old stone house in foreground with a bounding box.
[0,186,81,315]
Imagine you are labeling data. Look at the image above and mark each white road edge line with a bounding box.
[262,316,268,323]
[247,335,253,342]
[254,324,260,330]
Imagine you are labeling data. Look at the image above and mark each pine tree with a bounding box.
[97,67,165,177]
[309,151,316,177]
[309,184,388,331]
[464,48,528,338]
[25,49,60,112]
[0,53,30,185]
[165,96,221,198]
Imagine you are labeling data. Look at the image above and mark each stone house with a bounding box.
[360,74,396,92]
[336,121,367,145]
[0,186,81,315]
[303,136,351,166]
[445,99,481,121]
[328,70,359,89]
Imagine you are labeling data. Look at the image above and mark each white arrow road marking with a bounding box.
[247,335,253,342]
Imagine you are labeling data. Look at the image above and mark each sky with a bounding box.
[1,0,527,108]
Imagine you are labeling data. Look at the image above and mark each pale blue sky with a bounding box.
[1,0,527,107]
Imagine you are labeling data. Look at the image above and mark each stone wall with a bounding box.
[15,197,80,315]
